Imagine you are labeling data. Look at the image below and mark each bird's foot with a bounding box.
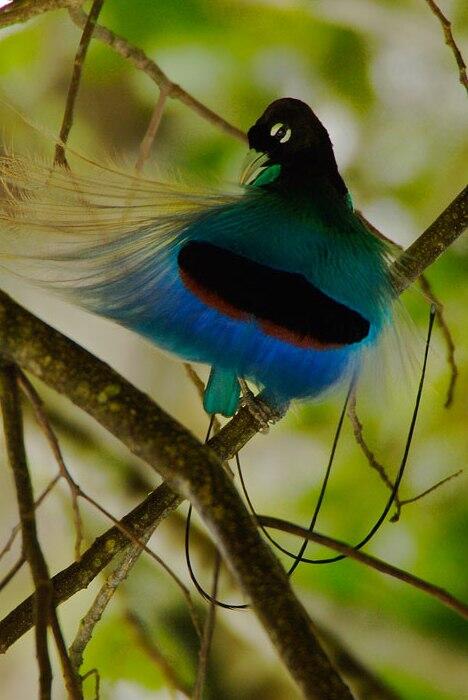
[239,380,285,433]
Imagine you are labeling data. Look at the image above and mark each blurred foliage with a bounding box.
[0,1,466,698]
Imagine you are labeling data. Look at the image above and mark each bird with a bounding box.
[0,98,396,418]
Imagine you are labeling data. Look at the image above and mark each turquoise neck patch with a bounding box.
[250,163,282,188]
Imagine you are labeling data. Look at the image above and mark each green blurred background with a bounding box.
[0,1,466,698]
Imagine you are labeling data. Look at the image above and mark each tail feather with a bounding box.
[0,150,241,323]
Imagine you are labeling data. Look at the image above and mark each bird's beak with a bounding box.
[240,149,269,186]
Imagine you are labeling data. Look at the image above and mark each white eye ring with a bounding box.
[270,122,292,143]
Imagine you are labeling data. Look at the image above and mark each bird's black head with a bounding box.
[247,98,347,194]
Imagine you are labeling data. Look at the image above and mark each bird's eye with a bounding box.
[270,122,291,144]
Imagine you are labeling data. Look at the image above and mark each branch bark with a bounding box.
[0,363,53,698]
[0,0,82,29]
[0,363,82,699]
[391,185,467,294]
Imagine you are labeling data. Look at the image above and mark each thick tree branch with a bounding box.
[391,185,467,294]
[0,1,465,696]
[3,460,466,655]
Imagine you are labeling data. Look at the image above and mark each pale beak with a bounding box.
[240,149,269,186]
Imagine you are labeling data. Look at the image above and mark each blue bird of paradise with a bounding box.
[0,98,396,418]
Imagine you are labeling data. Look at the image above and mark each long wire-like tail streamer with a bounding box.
[237,304,436,567]
[235,380,352,573]
[184,416,248,610]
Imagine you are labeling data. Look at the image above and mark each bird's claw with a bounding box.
[239,380,284,433]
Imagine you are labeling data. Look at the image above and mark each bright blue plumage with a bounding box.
[0,98,396,416]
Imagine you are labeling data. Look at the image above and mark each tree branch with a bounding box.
[67,7,246,143]
[391,185,467,294]
[54,0,105,167]
[424,0,468,94]
[257,516,468,620]
[68,527,153,676]
[0,363,82,699]
[0,1,465,695]
[125,610,192,698]
[0,0,82,29]
[0,363,53,698]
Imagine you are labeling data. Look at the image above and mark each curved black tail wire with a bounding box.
[184,416,249,609]
[235,379,352,572]
[236,378,355,576]
[238,304,436,567]
[186,304,435,601]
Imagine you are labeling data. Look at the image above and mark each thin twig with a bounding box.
[0,362,52,699]
[0,471,63,591]
[54,0,105,167]
[68,528,153,673]
[424,0,468,93]
[417,273,458,407]
[0,553,26,593]
[23,388,200,635]
[135,86,170,174]
[18,370,84,560]
[81,669,100,700]
[348,391,463,522]
[121,86,170,222]
[193,553,221,700]
[257,515,468,620]
[68,7,246,143]
[125,610,192,698]
[0,472,60,563]
[75,488,201,637]
[390,469,463,522]
[8,371,201,639]
[348,391,396,494]
[18,372,198,629]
